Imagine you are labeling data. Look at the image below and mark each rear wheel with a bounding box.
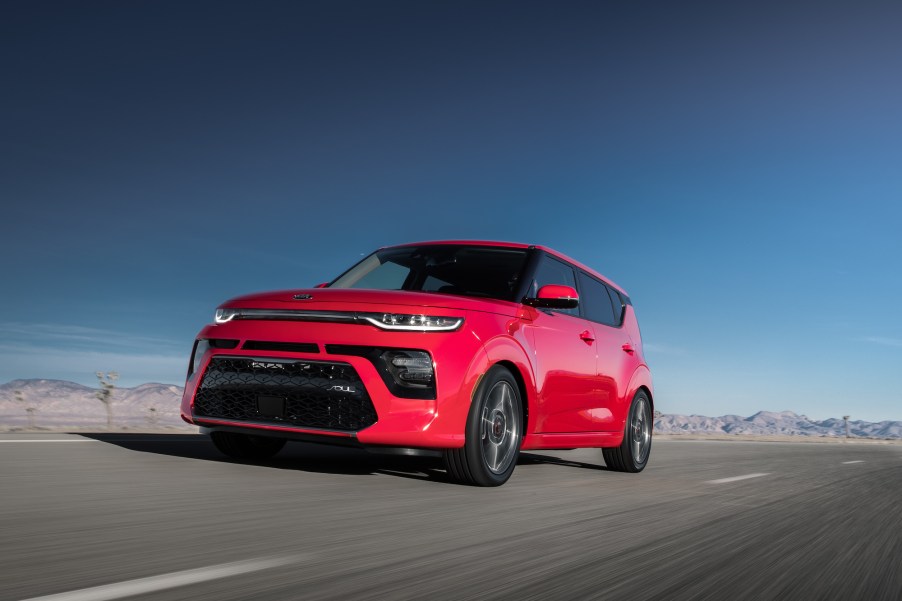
[210,431,286,461]
[444,365,522,486]
[602,390,652,472]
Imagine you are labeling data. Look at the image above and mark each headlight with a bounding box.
[363,313,464,331]
[214,308,239,323]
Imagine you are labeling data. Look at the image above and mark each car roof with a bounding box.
[384,240,627,296]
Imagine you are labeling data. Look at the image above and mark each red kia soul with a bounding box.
[182,241,653,486]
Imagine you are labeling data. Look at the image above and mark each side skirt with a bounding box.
[521,431,624,450]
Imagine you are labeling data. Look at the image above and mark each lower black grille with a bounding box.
[194,357,377,431]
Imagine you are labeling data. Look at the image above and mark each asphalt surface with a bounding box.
[1,433,899,601]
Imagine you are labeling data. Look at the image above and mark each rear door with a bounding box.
[575,271,637,431]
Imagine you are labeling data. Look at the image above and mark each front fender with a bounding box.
[481,333,537,435]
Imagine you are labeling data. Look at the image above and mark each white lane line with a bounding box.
[0,440,100,443]
[21,556,302,601]
[842,460,865,464]
[706,473,770,484]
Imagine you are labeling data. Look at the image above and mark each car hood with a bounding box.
[221,288,521,316]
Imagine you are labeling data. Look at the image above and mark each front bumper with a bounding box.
[181,317,491,449]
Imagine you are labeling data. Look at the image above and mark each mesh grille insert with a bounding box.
[193,357,377,431]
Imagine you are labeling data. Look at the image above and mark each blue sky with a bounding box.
[3,1,900,421]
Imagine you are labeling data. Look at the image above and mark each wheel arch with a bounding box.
[626,365,653,400]
[622,365,654,428]
[480,335,537,438]
[494,359,530,437]
[637,384,653,414]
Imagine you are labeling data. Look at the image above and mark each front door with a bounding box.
[526,253,602,433]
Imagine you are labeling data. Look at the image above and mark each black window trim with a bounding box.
[515,248,632,328]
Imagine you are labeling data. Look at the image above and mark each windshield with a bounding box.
[329,245,529,302]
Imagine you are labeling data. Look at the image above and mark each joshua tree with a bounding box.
[95,372,119,429]
[14,390,37,429]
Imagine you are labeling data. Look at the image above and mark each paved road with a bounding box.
[1,433,899,600]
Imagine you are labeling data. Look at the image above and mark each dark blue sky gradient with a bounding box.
[3,1,901,420]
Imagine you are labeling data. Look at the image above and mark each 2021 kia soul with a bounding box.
[181,241,653,486]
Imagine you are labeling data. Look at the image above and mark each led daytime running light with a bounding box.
[212,307,463,331]
[214,308,238,323]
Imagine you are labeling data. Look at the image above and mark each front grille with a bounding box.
[194,357,377,431]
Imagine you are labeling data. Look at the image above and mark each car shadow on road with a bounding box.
[77,433,608,484]
[519,452,609,471]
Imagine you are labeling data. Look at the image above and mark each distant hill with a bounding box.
[654,410,902,439]
[1,379,900,438]
[0,379,190,430]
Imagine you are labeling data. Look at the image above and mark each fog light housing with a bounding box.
[189,339,211,377]
[382,350,434,389]
[188,339,238,377]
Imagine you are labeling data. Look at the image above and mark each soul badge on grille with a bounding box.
[328,385,356,393]
[257,395,287,418]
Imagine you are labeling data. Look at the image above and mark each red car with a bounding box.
[181,241,653,486]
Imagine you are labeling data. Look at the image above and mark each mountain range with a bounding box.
[0,379,190,430]
[654,410,902,439]
[1,379,900,438]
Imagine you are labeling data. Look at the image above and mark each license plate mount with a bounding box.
[257,395,286,418]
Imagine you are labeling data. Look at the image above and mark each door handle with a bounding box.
[622,343,635,354]
[579,330,595,344]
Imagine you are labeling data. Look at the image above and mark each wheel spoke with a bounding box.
[488,440,500,471]
[479,380,520,475]
[490,385,504,413]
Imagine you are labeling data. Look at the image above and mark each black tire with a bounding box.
[602,390,652,473]
[210,431,287,461]
[443,365,523,486]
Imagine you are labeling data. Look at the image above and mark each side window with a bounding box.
[531,254,578,316]
[576,272,616,326]
[606,285,624,326]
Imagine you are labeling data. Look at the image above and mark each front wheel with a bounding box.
[443,365,523,486]
[602,390,652,472]
[210,431,286,461]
